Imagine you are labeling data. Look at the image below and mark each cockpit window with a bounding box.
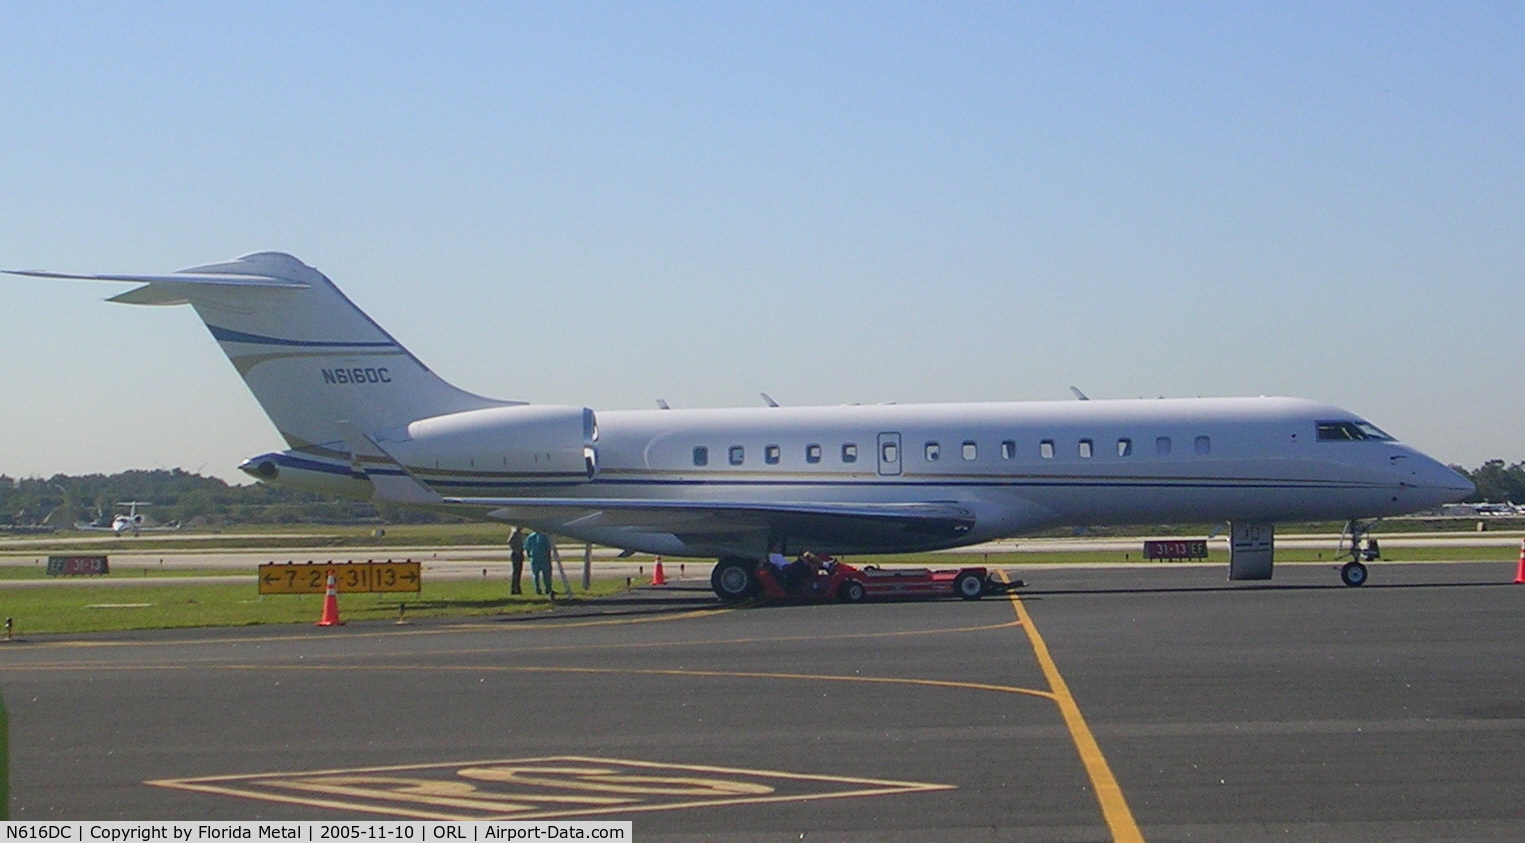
[1316,420,1395,442]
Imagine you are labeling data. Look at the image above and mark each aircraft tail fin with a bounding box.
[10,252,512,453]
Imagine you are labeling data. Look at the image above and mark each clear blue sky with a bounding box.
[2,2,1521,483]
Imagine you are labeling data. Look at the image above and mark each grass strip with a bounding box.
[0,543,1512,635]
[0,578,632,635]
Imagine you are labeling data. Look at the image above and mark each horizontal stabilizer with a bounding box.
[8,269,309,287]
[7,269,307,306]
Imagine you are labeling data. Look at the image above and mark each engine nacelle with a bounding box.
[382,404,598,484]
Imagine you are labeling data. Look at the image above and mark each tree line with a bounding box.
[2,461,1521,528]
[1461,460,1525,506]
[0,468,454,527]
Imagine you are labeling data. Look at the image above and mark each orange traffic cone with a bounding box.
[317,572,344,626]
[1514,539,1525,584]
[651,556,667,586]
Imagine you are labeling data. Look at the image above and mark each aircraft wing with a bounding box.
[450,496,976,553]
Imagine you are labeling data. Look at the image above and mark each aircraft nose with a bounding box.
[1441,468,1476,498]
[1399,453,1474,504]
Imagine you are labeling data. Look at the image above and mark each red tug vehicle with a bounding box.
[745,555,1024,603]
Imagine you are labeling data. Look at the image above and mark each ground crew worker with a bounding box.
[764,543,792,590]
[525,530,554,596]
[508,527,526,595]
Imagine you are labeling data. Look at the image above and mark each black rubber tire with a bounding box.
[838,579,866,603]
[1340,561,1368,587]
[954,571,985,600]
[711,557,760,601]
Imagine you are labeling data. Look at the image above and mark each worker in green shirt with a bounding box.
[525,530,554,596]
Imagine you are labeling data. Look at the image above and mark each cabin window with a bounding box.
[1117,438,1133,457]
[1194,435,1211,455]
[692,446,709,467]
[842,443,859,463]
[1040,439,1055,459]
[806,443,822,463]
[962,441,978,460]
[765,444,781,465]
[1156,436,1172,456]
[1316,420,1394,442]
[729,445,745,465]
[1001,440,1016,460]
[882,441,898,463]
[1078,439,1093,459]
[925,442,941,461]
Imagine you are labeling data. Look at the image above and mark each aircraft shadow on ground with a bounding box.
[407,579,1515,621]
[1018,580,1513,598]
[472,592,731,623]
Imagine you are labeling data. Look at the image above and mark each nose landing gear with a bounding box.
[1337,519,1382,587]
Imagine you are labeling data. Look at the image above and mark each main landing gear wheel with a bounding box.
[711,557,760,601]
[954,571,985,600]
[1340,561,1368,587]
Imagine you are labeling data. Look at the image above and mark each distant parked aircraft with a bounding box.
[75,501,179,537]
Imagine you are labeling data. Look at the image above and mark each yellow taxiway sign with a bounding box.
[257,560,422,595]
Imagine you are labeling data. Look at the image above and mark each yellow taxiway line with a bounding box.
[1001,574,1145,842]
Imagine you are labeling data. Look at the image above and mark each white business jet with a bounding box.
[12,253,1473,594]
[74,501,177,536]
[111,500,149,536]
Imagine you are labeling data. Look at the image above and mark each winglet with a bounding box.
[334,421,444,505]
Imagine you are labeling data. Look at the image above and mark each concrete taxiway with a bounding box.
[0,561,1521,841]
